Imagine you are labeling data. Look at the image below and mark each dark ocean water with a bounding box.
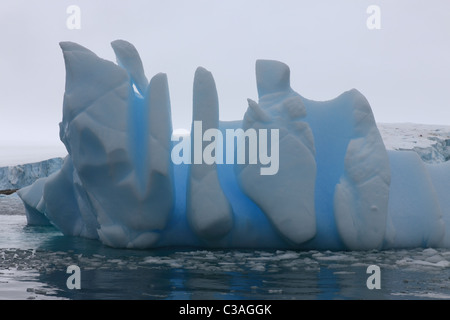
[1,194,450,300]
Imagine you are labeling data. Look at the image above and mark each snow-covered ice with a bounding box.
[12,40,450,251]
[378,123,450,163]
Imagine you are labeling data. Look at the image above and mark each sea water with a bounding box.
[1,193,450,300]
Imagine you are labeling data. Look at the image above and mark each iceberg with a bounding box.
[17,40,450,250]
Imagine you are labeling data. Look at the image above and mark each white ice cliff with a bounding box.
[0,158,63,191]
[17,40,450,250]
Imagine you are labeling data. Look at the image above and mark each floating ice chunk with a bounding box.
[16,40,450,251]
[425,254,445,263]
[187,67,233,240]
[422,248,439,256]
[396,258,450,268]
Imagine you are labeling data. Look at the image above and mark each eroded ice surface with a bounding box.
[16,40,450,251]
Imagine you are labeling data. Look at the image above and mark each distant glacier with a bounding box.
[0,158,63,191]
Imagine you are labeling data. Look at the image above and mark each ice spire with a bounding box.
[187,67,233,240]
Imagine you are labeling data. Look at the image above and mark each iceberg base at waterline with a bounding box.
[18,40,450,251]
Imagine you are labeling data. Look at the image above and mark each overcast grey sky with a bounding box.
[1,0,450,146]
